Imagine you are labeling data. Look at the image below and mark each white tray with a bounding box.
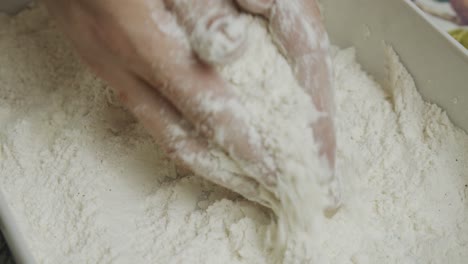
[322,0,468,132]
[1,0,467,263]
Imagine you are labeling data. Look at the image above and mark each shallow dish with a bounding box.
[1,0,467,263]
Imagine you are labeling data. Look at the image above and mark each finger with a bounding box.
[119,75,276,208]
[169,141,278,209]
[165,67,278,189]
[164,0,247,65]
[272,1,339,210]
[120,5,278,189]
[237,0,335,165]
[235,0,274,16]
[165,66,278,189]
[264,1,336,165]
[239,0,340,211]
[77,34,276,206]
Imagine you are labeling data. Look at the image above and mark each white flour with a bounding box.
[1,6,468,264]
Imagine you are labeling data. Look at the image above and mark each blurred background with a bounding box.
[0,236,13,264]
[413,0,468,48]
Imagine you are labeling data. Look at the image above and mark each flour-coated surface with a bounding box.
[0,6,467,264]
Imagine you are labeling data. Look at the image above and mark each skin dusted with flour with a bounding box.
[40,0,339,212]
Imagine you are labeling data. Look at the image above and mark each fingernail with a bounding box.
[191,13,247,65]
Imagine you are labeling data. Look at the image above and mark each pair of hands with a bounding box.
[43,0,336,208]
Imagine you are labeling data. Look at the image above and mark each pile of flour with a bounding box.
[1,6,467,264]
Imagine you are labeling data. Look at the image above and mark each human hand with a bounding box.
[42,0,339,211]
[41,0,281,206]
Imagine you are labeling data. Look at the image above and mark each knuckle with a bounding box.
[194,111,215,138]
